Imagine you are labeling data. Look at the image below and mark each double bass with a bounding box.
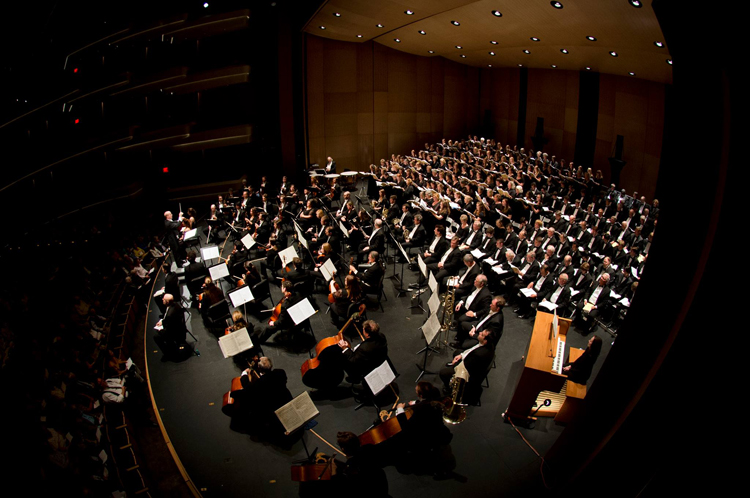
[300,304,365,389]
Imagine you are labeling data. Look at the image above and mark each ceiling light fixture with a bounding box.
[319,26,326,30]
[357,34,363,38]
[428,50,435,54]
[586,36,597,41]
[561,48,569,54]
[609,51,618,57]
[551,1,563,9]
[460,55,466,58]
[530,37,540,42]
[523,49,530,54]
[418,30,426,35]
[492,10,502,17]
[451,20,460,26]
[455,45,462,49]
[551,64,557,68]
[376,23,384,28]
[517,64,523,67]
[488,64,492,67]
[629,0,642,7]
[654,41,664,48]
[405,10,414,15]
[666,59,673,65]
[489,51,496,56]
[628,72,635,76]
[585,66,591,70]
[490,40,498,45]
[394,38,401,43]
[203,2,209,8]
[333,12,341,17]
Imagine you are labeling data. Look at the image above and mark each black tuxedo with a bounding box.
[422,236,449,261]
[457,307,504,344]
[402,224,427,248]
[453,264,481,300]
[359,262,384,291]
[342,334,388,381]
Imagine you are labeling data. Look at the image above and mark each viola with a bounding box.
[300,304,365,389]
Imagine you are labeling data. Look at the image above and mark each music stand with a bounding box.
[227,284,254,323]
[415,312,441,382]
[390,235,410,297]
[200,245,221,266]
[208,262,230,295]
[409,256,428,313]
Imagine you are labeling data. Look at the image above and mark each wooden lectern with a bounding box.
[505,311,585,421]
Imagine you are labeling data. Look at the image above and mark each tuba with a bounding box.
[442,364,469,425]
[439,277,458,346]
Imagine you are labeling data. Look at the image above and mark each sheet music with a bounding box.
[418,255,428,278]
[228,285,254,307]
[395,239,409,261]
[274,391,319,434]
[422,313,441,345]
[364,361,396,396]
[298,232,309,249]
[320,258,337,282]
[241,234,256,249]
[183,228,198,240]
[428,273,438,293]
[470,248,486,259]
[218,327,254,358]
[201,245,220,261]
[539,299,558,311]
[492,266,508,275]
[287,298,316,325]
[338,221,349,238]
[428,292,440,315]
[208,263,230,281]
[153,288,165,298]
[519,288,536,298]
[279,246,299,267]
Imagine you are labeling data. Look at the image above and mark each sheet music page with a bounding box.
[241,233,256,249]
[492,266,508,275]
[218,328,253,358]
[583,302,595,313]
[183,228,198,240]
[298,234,309,249]
[275,391,319,433]
[484,257,497,266]
[428,273,438,293]
[338,221,349,238]
[229,286,254,307]
[209,263,230,281]
[279,246,299,267]
[418,255,427,277]
[428,292,441,315]
[539,300,558,311]
[520,288,536,298]
[471,248,485,259]
[287,298,316,325]
[201,245,220,261]
[154,288,165,297]
[422,313,442,345]
[321,258,337,282]
[364,361,396,396]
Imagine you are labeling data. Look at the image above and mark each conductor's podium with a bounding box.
[506,311,587,423]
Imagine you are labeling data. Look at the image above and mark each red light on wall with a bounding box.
[74,118,80,124]
[73,68,78,73]
[162,167,169,173]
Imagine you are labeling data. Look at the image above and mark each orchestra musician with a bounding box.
[337,320,388,384]
[239,356,293,439]
[349,251,384,294]
[329,275,364,328]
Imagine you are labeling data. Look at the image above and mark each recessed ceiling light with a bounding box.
[319,26,326,30]
[551,1,563,9]
[376,24,384,28]
[666,59,673,65]
[489,51,496,56]
[488,64,492,67]
[394,38,401,43]
[523,49,531,54]
[628,72,635,76]
[405,10,414,15]
[451,20,460,26]
[561,48,569,54]
[357,34,363,38]
[455,45,462,49]
[551,64,557,68]
[492,10,503,17]
[460,55,466,58]
[654,41,664,48]
[418,30,426,35]
[629,0,642,7]
[203,2,209,7]
[333,12,341,17]
[428,50,435,54]
[585,66,591,70]
[517,64,523,67]
[530,37,540,42]
[490,40,498,45]
[610,51,618,57]
[586,36,597,41]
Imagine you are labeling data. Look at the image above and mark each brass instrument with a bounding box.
[439,277,458,346]
[443,363,468,425]
[382,207,389,219]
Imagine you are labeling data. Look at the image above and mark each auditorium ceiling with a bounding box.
[302,0,673,84]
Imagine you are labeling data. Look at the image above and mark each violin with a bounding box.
[268,295,285,326]
[300,304,365,389]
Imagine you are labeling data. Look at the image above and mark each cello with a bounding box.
[300,304,365,389]
[221,359,260,416]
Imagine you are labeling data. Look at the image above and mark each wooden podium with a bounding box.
[505,311,586,422]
